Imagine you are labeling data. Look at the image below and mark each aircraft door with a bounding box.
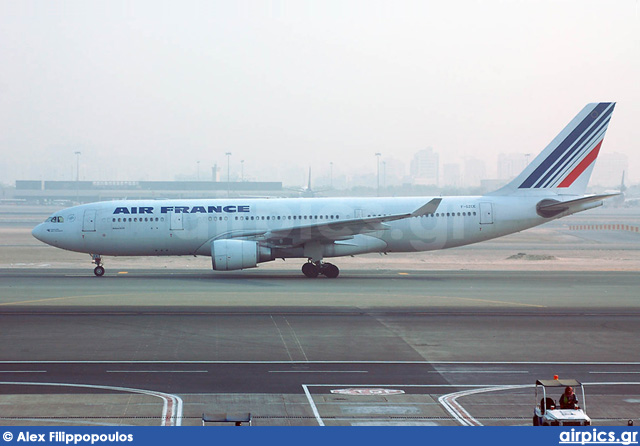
[479,202,494,224]
[82,210,96,232]
[354,209,363,219]
[170,211,184,230]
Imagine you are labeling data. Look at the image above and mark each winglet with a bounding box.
[411,198,442,217]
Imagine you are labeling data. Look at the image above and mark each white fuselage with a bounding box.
[32,195,551,259]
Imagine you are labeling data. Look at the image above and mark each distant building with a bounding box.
[410,147,439,186]
[591,152,628,187]
[382,157,406,186]
[442,163,462,188]
[464,158,486,187]
[497,153,528,180]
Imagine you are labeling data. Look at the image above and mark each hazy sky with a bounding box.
[1,0,638,186]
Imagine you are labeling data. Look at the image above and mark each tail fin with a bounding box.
[491,102,615,196]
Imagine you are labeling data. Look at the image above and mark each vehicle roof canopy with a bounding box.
[536,379,582,387]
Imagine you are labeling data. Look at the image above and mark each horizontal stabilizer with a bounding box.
[536,193,619,218]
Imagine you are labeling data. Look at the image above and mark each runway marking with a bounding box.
[0,294,116,306]
[117,272,129,275]
[434,370,529,374]
[430,295,546,308]
[398,273,410,275]
[3,360,640,365]
[439,385,531,426]
[268,370,368,373]
[302,384,324,426]
[284,316,309,362]
[270,315,294,362]
[106,370,208,373]
[0,371,47,373]
[0,381,183,426]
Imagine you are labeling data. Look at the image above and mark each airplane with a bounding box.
[32,102,618,278]
[286,167,330,198]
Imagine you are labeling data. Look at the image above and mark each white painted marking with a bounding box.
[106,370,208,373]
[2,360,640,365]
[439,385,531,426]
[268,370,367,373]
[435,370,529,374]
[271,316,294,362]
[283,316,309,362]
[331,388,404,395]
[341,406,420,415]
[0,381,183,426]
[302,384,324,426]
[624,399,640,403]
[350,421,439,426]
[0,371,47,373]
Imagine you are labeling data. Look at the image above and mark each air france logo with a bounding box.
[113,205,250,215]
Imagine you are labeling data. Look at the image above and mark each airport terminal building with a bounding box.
[13,180,284,204]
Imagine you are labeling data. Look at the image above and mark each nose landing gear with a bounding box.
[92,254,105,277]
[301,261,339,279]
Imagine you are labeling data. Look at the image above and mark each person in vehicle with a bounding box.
[559,386,578,409]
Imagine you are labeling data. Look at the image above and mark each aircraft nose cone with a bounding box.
[32,224,47,243]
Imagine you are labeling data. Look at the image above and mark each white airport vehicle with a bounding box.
[32,102,618,278]
[534,378,591,426]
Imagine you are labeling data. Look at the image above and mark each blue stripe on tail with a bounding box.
[518,102,612,189]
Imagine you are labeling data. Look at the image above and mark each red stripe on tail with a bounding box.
[557,140,603,188]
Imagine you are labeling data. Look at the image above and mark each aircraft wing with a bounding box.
[211,198,442,247]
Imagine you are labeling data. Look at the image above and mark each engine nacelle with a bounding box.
[211,240,272,271]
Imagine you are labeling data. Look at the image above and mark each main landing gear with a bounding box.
[301,261,339,279]
[92,254,105,277]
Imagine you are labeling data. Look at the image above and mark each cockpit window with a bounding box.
[45,216,64,223]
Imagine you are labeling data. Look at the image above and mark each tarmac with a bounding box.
[1,205,640,426]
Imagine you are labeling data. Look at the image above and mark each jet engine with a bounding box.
[211,239,273,271]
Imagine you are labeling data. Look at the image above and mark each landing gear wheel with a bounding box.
[302,262,319,278]
[321,263,340,278]
[94,266,105,277]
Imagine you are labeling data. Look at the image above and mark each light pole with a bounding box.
[74,151,81,182]
[375,153,381,197]
[330,161,333,189]
[74,151,81,204]
[241,160,244,182]
[225,152,232,197]
[382,160,386,188]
